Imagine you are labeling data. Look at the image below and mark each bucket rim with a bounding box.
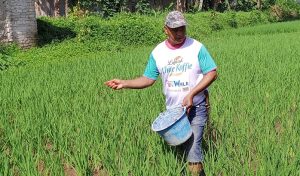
[151,106,187,132]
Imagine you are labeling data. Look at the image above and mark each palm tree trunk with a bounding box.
[177,0,186,12]
[257,0,262,9]
[65,0,68,16]
[54,0,60,16]
[195,0,203,11]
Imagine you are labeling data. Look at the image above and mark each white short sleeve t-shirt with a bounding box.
[143,37,217,108]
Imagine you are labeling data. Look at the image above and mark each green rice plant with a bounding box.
[0,20,300,175]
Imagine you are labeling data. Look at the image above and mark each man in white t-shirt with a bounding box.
[105,11,217,175]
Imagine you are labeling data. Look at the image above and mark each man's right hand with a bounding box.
[105,79,125,90]
[104,76,155,90]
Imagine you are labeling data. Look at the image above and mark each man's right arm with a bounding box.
[105,53,159,90]
[105,76,155,90]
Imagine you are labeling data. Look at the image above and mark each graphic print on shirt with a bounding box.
[162,56,192,93]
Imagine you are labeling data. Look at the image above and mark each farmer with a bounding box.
[105,11,217,175]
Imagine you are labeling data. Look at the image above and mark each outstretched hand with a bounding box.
[105,79,125,90]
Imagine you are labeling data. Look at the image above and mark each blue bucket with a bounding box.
[151,106,192,146]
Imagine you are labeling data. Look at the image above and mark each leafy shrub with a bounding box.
[110,14,164,45]
[262,0,277,9]
[37,18,77,46]
[0,43,20,55]
[71,0,124,17]
[36,10,297,51]
[226,11,238,28]
[135,0,152,14]
[249,10,269,25]
[75,16,108,42]
[209,12,225,31]
[234,11,269,27]
[0,44,25,71]
[235,12,254,26]
[69,0,154,18]
[235,0,256,11]
[269,0,300,21]
[76,14,165,45]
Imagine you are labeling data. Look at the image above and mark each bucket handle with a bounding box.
[173,106,187,121]
[183,106,187,113]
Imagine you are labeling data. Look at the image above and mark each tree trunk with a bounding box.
[127,0,136,12]
[54,0,68,16]
[195,0,203,11]
[65,0,68,16]
[54,0,60,16]
[213,0,219,10]
[257,0,262,9]
[177,0,186,12]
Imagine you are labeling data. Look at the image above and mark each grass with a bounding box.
[0,20,300,175]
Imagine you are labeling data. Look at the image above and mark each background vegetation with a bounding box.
[1,9,300,175]
[69,0,300,18]
[1,2,300,175]
[1,10,281,71]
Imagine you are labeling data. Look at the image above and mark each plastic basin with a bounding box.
[151,106,192,146]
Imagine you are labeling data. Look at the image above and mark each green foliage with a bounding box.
[74,0,125,17]
[23,10,291,79]
[230,11,269,27]
[227,11,238,28]
[69,0,154,17]
[235,0,256,11]
[135,0,152,14]
[276,0,300,10]
[209,12,225,31]
[70,14,165,46]
[186,11,270,39]
[268,0,300,21]
[216,20,300,36]
[69,0,300,17]
[249,10,270,25]
[36,18,76,46]
[262,0,277,9]
[0,43,20,55]
[35,11,287,51]
[1,20,300,175]
[0,44,25,71]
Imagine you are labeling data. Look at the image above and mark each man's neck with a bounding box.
[166,37,186,49]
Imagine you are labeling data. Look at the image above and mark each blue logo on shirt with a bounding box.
[162,56,192,74]
[162,63,192,74]
[167,80,189,87]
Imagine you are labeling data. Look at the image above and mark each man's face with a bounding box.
[164,26,186,45]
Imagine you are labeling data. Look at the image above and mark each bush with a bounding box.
[269,0,300,21]
[249,10,269,25]
[209,12,225,31]
[0,44,25,71]
[36,10,297,50]
[226,11,238,28]
[37,17,77,46]
[75,14,165,45]
[235,0,256,11]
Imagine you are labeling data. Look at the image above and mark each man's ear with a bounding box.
[163,26,168,35]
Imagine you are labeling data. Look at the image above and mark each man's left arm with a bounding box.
[182,45,218,110]
[182,70,217,110]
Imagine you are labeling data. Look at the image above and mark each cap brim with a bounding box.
[166,23,188,28]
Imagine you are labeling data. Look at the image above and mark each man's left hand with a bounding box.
[182,93,194,114]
